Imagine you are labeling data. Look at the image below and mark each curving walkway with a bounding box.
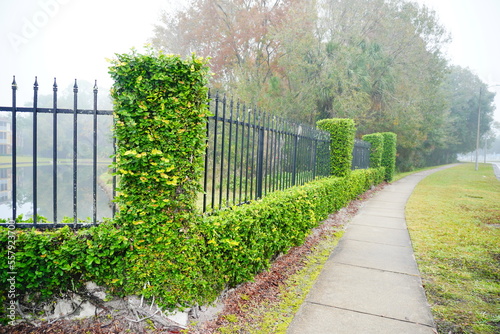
[287,165,459,334]
[493,162,500,181]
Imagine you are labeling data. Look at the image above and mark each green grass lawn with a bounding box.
[0,156,112,166]
[406,163,500,333]
[0,156,51,165]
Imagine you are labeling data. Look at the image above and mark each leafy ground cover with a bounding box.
[406,163,500,333]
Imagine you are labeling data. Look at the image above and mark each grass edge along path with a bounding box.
[215,231,343,334]
[406,163,500,334]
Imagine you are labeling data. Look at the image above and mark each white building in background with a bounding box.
[0,117,11,156]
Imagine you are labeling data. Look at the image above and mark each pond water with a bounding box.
[0,164,114,223]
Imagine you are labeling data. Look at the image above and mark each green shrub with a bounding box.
[362,133,384,168]
[109,49,209,226]
[194,168,385,290]
[0,221,129,307]
[381,132,397,182]
[108,49,212,307]
[0,51,213,315]
[317,119,356,177]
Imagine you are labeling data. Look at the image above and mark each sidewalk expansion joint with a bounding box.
[342,238,411,248]
[306,301,435,329]
[332,261,421,277]
[361,200,405,205]
[361,213,406,219]
[349,223,406,230]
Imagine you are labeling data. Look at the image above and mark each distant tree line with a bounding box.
[152,0,496,171]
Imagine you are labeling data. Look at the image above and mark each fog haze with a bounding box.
[1,0,499,121]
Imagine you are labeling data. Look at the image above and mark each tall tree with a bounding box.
[153,0,288,88]
[152,0,485,170]
[314,0,451,169]
[441,66,496,156]
[153,0,322,122]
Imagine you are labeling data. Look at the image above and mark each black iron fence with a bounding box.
[0,77,116,228]
[0,77,372,227]
[202,92,331,212]
[352,139,371,170]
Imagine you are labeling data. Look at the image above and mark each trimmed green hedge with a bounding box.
[108,50,211,306]
[0,221,129,310]
[381,132,397,182]
[194,167,386,291]
[317,118,356,177]
[109,49,209,224]
[362,133,384,168]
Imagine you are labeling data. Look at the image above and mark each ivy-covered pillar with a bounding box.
[317,118,356,177]
[108,50,210,307]
[362,133,384,168]
[109,51,208,227]
[381,132,397,182]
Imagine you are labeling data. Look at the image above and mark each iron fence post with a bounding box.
[226,97,233,204]
[256,123,265,199]
[203,90,211,213]
[211,92,219,210]
[11,77,17,225]
[92,80,98,225]
[219,94,226,208]
[72,79,78,228]
[292,133,298,186]
[52,78,58,225]
[33,77,38,227]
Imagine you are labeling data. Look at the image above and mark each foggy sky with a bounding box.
[1,0,499,122]
[415,0,500,122]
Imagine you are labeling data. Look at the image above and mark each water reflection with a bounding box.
[0,164,114,223]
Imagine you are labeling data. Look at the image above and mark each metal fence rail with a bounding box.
[352,139,371,170]
[202,92,331,212]
[0,76,115,229]
[0,77,373,227]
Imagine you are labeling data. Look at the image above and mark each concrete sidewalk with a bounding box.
[287,165,457,334]
[493,162,500,181]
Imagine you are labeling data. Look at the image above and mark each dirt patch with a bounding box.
[1,300,187,334]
